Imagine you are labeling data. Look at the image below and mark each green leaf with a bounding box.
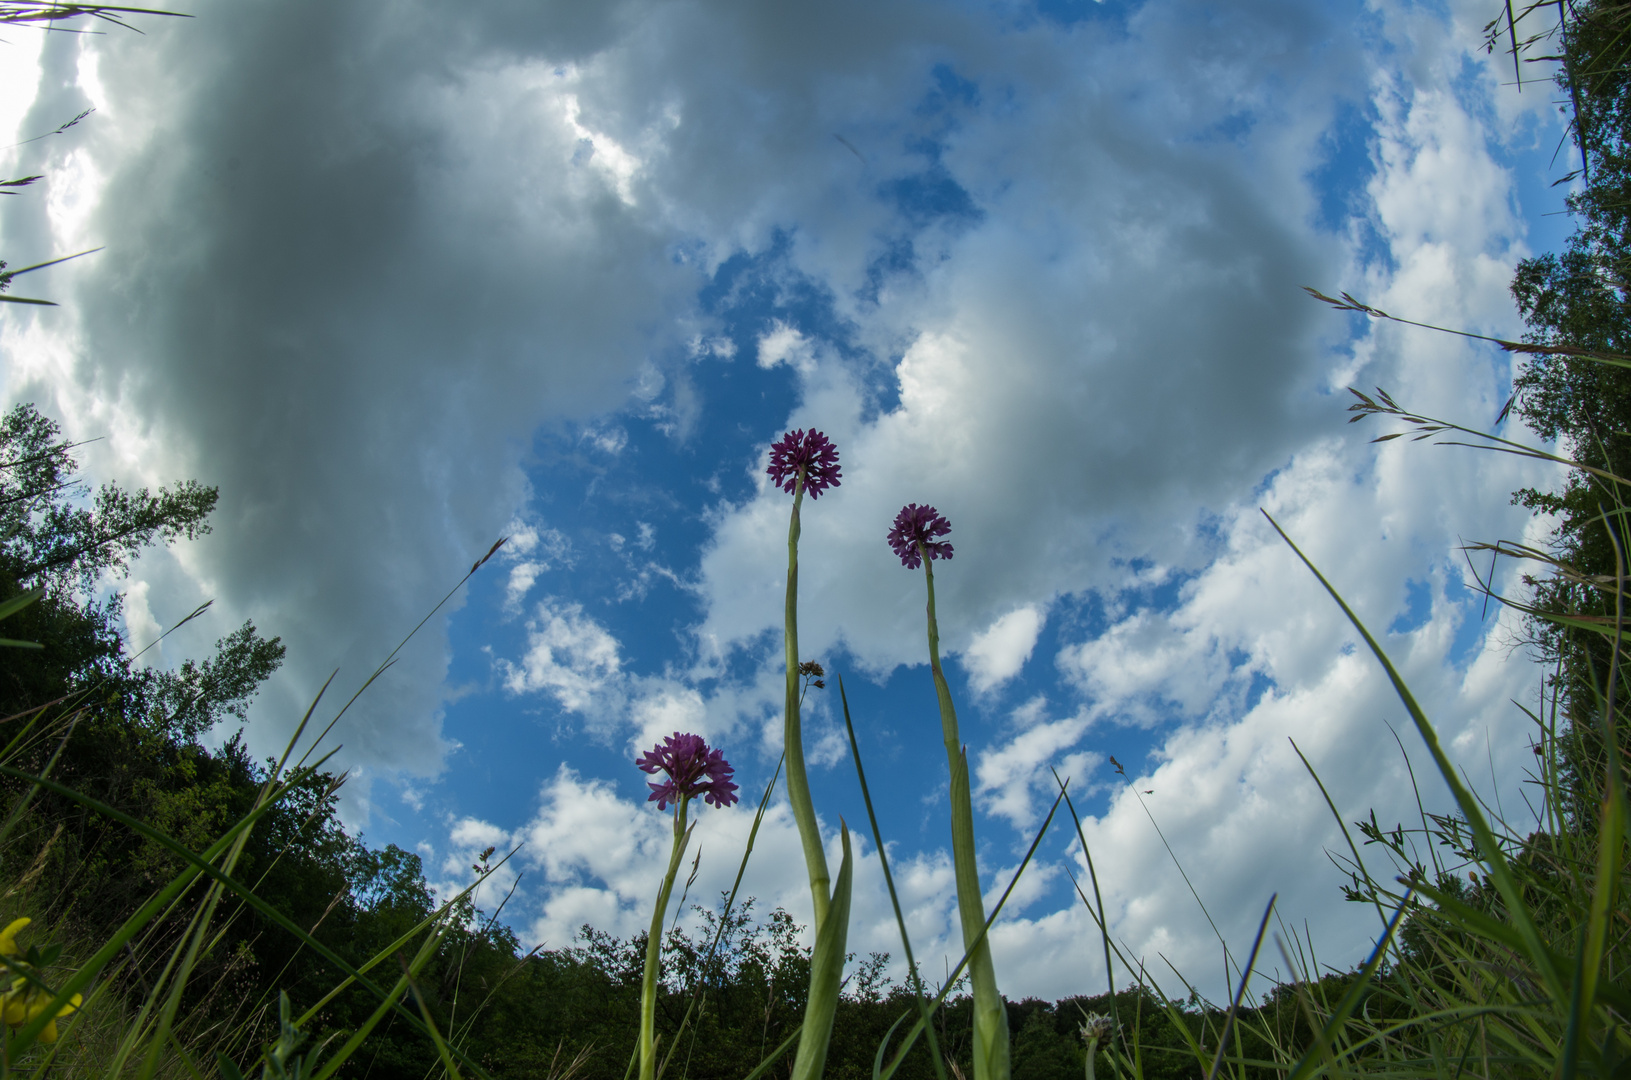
[790,829,853,1080]
[3,247,103,277]
[0,588,43,621]
[740,1025,804,1080]
[872,1012,913,1080]
[876,785,1065,1080]
[841,676,949,1080]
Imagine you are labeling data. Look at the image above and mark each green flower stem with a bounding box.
[785,474,833,925]
[793,830,854,1080]
[922,550,1011,1080]
[783,469,851,1080]
[639,798,694,1080]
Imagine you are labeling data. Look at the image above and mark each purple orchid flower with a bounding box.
[888,503,954,569]
[636,732,740,810]
[767,429,842,500]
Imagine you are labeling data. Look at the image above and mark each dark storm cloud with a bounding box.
[0,0,1363,783]
[5,0,707,773]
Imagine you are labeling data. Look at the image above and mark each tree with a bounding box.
[0,401,250,720]
[1507,0,1631,821]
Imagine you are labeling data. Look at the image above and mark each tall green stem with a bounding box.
[785,475,832,924]
[784,469,850,1080]
[923,553,1011,1080]
[639,799,693,1080]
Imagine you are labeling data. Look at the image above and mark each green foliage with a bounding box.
[0,401,528,1076]
[1508,0,1631,826]
[0,403,216,597]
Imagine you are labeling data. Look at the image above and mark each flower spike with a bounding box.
[888,503,954,569]
[636,731,740,810]
[767,429,842,499]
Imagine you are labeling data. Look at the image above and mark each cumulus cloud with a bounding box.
[963,606,1045,694]
[500,600,623,711]
[630,685,709,752]
[501,520,575,613]
[976,698,1096,829]
[757,322,819,374]
[681,0,1562,991]
[4,0,1377,781]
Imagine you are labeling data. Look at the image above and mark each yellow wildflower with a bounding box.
[1,981,25,1027]
[0,918,30,958]
[12,989,79,1042]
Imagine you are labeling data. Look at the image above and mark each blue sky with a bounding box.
[0,0,1577,1001]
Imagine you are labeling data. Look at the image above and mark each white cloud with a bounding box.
[122,579,163,664]
[500,600,623,711]
[963,606,1044,693]
[501,521,574,612]
[0,31,45,149]
[976,700,1095,830]
[677,0,1562,995]
[630,685,709,752]
[3,0,1374,786]
[757,321,818,373]
[505,563,544,611]
[584,424,629,456]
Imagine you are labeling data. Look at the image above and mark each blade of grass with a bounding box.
[740,1022,803,1080]
[291,538,506,775]
[877,786,1065,1080]
[1265,511,1568,1007]
[0,588,42,621]
[1115,770,1238,986]
[308,921,444,1080]
[1284,891,1413,1080]
[3,247,103,277]
[1578,505,1631,1021]
[1288,740,1390,934]
[1052,772,1124,1052]
[0,764,500,1079]
[1562,924,1589,1080]
[872,1012,913,1080]
[406,959,465,1080]
[840,675,949,1080]
[1205,895,1275,1080]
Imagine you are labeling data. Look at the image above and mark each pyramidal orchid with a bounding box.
[770,427,854,1080]
[889,502,1011,1080]
[634,732,738,1080]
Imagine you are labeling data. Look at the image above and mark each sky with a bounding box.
[0,0,1579,1005]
